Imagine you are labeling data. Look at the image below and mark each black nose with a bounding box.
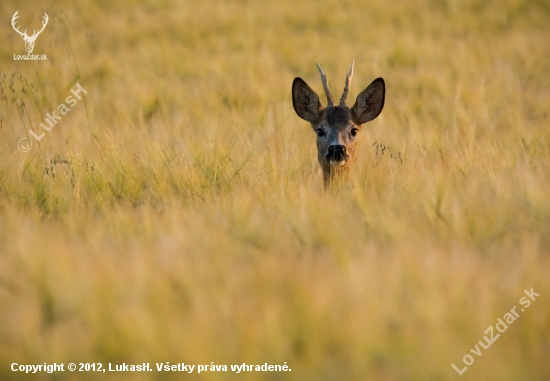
[326,145,346,161]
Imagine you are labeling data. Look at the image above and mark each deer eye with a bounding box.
[350,128,358,137]
[316,128,326,137]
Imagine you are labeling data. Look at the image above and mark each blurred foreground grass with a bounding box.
[1,0,549,379]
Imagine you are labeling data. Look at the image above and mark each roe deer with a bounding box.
[292,60,385,188]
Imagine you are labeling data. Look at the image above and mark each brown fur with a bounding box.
[292,62,385,188]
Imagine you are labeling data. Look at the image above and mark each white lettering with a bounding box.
[70,83,87,100]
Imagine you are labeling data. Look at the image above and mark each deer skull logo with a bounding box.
[11,11,49,54]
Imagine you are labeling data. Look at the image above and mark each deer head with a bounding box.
[11,11,49,54]
[292,60,385,188]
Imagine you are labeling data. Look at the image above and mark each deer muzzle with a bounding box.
[326,145,347,166]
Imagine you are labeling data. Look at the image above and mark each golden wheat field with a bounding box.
[1,0,549,380]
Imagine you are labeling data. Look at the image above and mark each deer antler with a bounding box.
[11,11,48,40]
[339,59,354,106]
[30,13,49,38]
[316,62,334,108]
[11,11,27,38]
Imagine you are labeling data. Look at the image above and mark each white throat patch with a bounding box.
[329,160,346,166]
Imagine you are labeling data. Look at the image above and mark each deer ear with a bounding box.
[351,78,385,125]
[292,78,322,124]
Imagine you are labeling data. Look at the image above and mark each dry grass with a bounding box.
[1,0,550,380]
